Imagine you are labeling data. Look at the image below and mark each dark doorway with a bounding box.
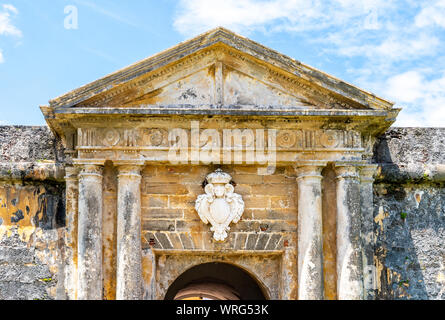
[164,262,267,300]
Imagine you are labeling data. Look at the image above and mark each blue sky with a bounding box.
[1,0,444,127]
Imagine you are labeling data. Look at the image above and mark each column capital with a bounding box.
[295,166,324,180]
[65,166,80,181]
[73,160,105,178]
[334,164,360,180]
[359,165,379,183]
[114,161,145,180]
[294,161,327,180]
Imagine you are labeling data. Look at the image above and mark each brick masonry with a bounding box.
[140,165,297,252]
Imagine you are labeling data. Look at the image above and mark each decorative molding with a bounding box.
[76,127,362,150]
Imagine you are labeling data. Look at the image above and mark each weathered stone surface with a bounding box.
[0,227,62,300]
[76,164,104,300]
[374,128,445,183]
[0,126,64,163]
[1,27,444,301]
[0,126,65,183]
[116,164,143,300]
[373,183,445,300]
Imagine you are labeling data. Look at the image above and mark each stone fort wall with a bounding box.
[0,125,443,300]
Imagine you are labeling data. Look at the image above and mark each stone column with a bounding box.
[115,162,144,300]
[360,165,378,300]
[64,166,79,300]
[295,164,325,300]
[76,162,104,300]
[334,165,363,300]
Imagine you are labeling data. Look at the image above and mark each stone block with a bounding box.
[234,233,248,250]
[253,209,297,221]
[179,233,194,250]
[250,184,291,196]
[176,220,205,232]
[245,233,259,250]
[143,183,188,195]
[154,232,173,250]
[142,219,176,232]
[255,233,271,250]
[231,174,263,184]
[143,232,161,249]
[271,197,295,209]
[166,232,183,250]
[141,195,168,208]
[169,195,196,209]
[265,233,282,250]
[142,208,183,219]
[232,220,260,233]
[190,232,203,249]
[243,196,270,209]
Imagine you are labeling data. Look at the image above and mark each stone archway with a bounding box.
[164,262,267,300]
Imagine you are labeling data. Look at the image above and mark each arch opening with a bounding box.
[164,262,267,300]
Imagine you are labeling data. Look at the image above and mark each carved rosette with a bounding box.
[277,130,297,149]
[147,129,167,147]
[195,169,245,241]
[103,129,120,146]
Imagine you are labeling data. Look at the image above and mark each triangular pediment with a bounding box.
[48,27,395,112]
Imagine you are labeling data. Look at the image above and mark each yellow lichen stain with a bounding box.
[207,64,215,79]
[0,185,47,228]
[0,225,8,241]
[0,225,37,243]
[374,247,386,296]
[123,88,164,107]
[374,206,388,232]
[19,226,38,243]
[103,233,117,300]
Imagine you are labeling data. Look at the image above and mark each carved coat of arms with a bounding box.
[195,169,245,241]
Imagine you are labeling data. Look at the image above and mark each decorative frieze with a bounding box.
[76,127,362,151]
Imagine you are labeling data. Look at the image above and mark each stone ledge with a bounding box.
[0,162,66,182]
[376,163,445,183]
[374,127,445,165]
[0,126,64,163]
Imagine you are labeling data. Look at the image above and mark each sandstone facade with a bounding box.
[0,28,443,300]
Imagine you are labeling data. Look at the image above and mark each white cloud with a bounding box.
[385,70,445,127]
[173,0,445,127]
[173,0,394,36]
[2,4,18,15]
[0,4,21,64]
[0,4,21,37]
[415,0,445,28]
[336,34,440,62]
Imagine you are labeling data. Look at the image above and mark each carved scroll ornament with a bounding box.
[195,169,245,241]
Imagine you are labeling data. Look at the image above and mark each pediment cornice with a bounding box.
[47,27,395,112]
